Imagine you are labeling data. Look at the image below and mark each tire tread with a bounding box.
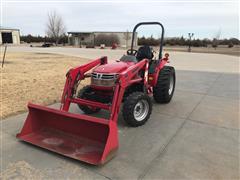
[122,92,152,127]
[153,66,176,103]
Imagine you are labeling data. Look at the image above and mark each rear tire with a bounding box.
[122,92,152,127]
[77,85,101,114]
[153,66,176,103]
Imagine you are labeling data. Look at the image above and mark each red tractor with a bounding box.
[17,22,176,165]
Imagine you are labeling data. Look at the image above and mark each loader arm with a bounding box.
[61,56,108,111]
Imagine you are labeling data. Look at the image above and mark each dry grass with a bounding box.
[1,52,90,119]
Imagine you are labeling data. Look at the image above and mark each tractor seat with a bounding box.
[136,45,153,61]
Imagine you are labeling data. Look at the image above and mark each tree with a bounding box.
[179,36,185,46]
[229,38,240,45]
[212,38,218,49]
[138,35,159,46]
[46,11,66,45]
[212,28,221,49]
[137,36,239,47]
[228,42,234,48]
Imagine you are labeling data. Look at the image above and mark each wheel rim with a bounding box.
[134,100,149,121]
[168,75,174,95]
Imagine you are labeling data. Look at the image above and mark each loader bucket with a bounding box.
[17,103,118,165]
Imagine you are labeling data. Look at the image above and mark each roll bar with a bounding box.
[130,22,165,59]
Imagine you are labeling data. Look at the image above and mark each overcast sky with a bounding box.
[1,0,239,39]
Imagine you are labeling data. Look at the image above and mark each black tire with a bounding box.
[77,85,101,114]
[122,92,152,127]
[153,66,176,103]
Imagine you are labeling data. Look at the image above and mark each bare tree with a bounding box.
[212,28,221,49]
[215,28,222,40]
[46,11,66,45]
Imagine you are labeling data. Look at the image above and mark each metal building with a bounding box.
[68,31,137,48]
[0,27,20,45]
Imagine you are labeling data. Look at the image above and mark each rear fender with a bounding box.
[119,59,148,88]
[151,57,169,87]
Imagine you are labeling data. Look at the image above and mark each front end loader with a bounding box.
[17,22,176,165]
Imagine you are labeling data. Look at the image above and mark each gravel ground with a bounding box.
[1,52,90,119]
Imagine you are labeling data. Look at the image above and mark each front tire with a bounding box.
[122,92,152,127]
[153,66,176,103]
[77,85,101,114]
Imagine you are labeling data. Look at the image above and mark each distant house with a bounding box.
[0,27,20,45]
[67,31,137,48]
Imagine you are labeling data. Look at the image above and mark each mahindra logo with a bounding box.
[96,73,102,79]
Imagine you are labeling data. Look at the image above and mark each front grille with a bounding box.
[91,73,118,87]
[92,73,118,80]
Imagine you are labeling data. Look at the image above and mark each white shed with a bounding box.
[0,27,20,45]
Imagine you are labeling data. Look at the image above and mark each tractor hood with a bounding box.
[93,61,134,74]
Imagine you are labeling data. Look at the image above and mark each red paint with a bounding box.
[93,61,135,74]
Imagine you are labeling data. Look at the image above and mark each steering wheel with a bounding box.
[127,49,138,56]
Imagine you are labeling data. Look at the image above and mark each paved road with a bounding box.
[1,47,239,179]
[7,46,127,60]
[7,46,239,73]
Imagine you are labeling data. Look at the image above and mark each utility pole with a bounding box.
[2,45,7,68]
[188,33,194,52]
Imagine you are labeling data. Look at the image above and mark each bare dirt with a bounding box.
[1,52,90,119]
